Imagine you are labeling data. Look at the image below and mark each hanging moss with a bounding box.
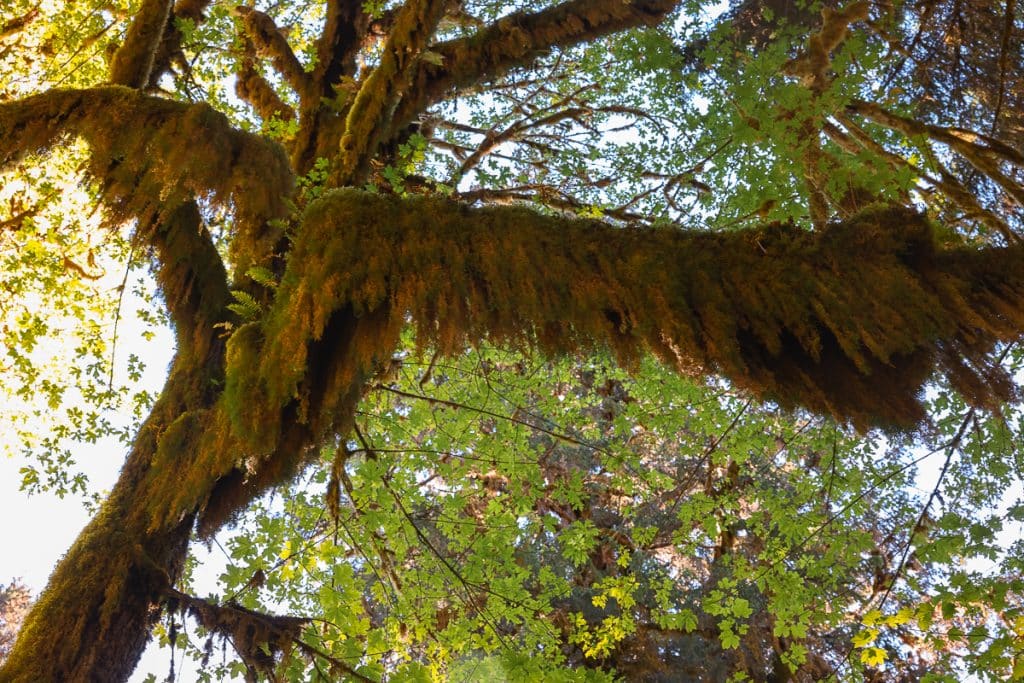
[168,589,308,677]
[0,86,294,264]
[263,190,1024,431]
[223,322,279,451]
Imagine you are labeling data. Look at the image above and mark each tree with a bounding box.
[0,580,32,664]
[0,0,1022,680]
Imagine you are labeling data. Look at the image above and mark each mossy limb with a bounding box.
[224,322,280,451]
[263,191,1024,431]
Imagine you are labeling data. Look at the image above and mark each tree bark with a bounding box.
[0,381,195,681]
[1,201,232,681]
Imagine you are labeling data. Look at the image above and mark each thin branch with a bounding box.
[373,383,613,455]
[387,0,681,139]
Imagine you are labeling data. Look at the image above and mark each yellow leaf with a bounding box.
[1012,656,1024,680]
[884,607,913,627]
[852,627,879,648]
[863,609,883,626]
[860,646,887,667]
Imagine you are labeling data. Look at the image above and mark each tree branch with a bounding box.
[233,6,310,98]
[109,0,173,87]
[387,0,680,139]
[314,0,370,96]
[0,87,293,264]
[236,45,296,124]
[166,588,316,680]
[146,0,212,88]
[831,113,1012,238]
[331,0,451,186]
[262,190,1024,431]
[0,8,39,41]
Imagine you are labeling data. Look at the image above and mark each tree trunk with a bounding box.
[1,201,235,681]
[0,376,196,681]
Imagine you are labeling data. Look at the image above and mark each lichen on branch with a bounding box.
[259,190,1024,431]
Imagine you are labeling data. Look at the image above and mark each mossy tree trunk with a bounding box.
[0,0,680,678]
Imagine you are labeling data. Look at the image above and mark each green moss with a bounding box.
[259,190,1024,431]
[224,322,279,451]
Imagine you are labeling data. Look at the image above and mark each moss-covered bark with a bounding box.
[331,0,449,185]
[265,191,1024,430]
[108,0,173,88]
[4,0,1024,679]
[0,200,231,680]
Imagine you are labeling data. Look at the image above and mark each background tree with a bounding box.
[0,580,32,665]
[0,0,1023,680]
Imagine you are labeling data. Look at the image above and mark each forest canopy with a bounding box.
[0,0,1023,681]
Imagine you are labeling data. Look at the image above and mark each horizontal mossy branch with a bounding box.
[165,588,309,678]
[0,86,293,264]
[257,190,1024,431]
[388,0,680,139]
